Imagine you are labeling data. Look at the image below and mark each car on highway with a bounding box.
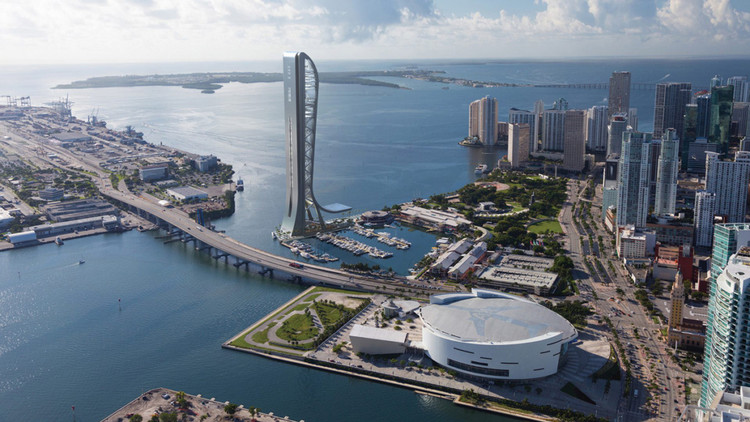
[289,262,304,269]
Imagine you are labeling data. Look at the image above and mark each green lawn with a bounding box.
[528,220,563,234]
[276,313,319,342]
[507,201,526,213]
[303,293,321,302]
[315,302,354,326]
[251,322,276,344]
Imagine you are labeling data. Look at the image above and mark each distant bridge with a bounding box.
[531,83,708,91]
[532,83,657,90]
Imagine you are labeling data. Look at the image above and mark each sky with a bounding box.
[1,0,750,65]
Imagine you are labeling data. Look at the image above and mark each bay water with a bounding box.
[1,58,748,420]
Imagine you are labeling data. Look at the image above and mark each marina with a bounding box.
[351,224,412,250]
[315,232,394,259]
[280,239,339,263]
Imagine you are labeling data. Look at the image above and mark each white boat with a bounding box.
[271,231,277,240]
[55,236,64,245]
[474,164,488,174]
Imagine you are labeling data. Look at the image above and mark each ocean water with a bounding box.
[1,58,748,420]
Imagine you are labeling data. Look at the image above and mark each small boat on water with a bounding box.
[474,164,488,174]
[271,231,277,240]
[236,178,244,192]
[78,260,85,265]
[55,236,64,245]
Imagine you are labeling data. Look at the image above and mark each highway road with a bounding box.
[559,178,685,421]
[0,124,448,298]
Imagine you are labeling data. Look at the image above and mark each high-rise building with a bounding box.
[705,151,750,223]
[508,108,537,153]
[728,76,749,103]
[608,71,631,119]
[602,157,619,222]
[616,131,652,228]
[542,109,566,152]
[696,94,712,139]
[733,102,750,138]
[469,96,499,145]
[647,141,662,210]
[508,123,530,168]
[533,100,544,152]
[709,85,734,153]
[700,245,750,407]
[682,104,698,172]
[710,223,750,278]
[627,107,638,131]
[687,138,718,175]
[606,113,629,157]
[694,191,717,247]
[585,105,608,152]
[563,110,585,172]
[281,52,350,237]
[654,82,692,138]
[711,75,722,89]
[655,129,679,216]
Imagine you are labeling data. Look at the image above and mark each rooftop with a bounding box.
[420,291,575,344]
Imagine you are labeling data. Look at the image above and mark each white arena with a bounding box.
[418,289,577,381]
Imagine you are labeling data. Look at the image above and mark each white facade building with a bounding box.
[563,110,585,172]
[694,191,718,248]
[418,289,577,381]
[700,249,750,407]
[705,151,750,223]
[728,76,749,103]
[508,123,530,168]
[349,324,407,355]
[616,131,652,228]
[586,105,608,152]
[654,129,679,216]
[541,109,565,152]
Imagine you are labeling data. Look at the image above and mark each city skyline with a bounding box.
[1,0,750,65]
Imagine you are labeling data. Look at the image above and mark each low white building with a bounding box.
[8,230,36,244]
[166,186,208,201]
[139,164,168,181]
[0,208,14,229]
[349,324,408,355]
[617,226,656,259]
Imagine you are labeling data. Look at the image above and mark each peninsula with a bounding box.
[52,70,443,92]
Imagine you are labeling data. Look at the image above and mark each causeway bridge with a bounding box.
[102,188,443,297]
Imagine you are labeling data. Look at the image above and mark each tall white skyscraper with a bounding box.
[508,123,530,168]
[616,131,652,228]
[654,129,679,216]
[563,110,585,172]
[586,105,608,152]
[606,113,629,157]
[627,107,638,131]
[534,100,544,152]
[705,151,750,223]
[542,109,566,152]
[694,191,717,247]
[728,76,749,103]
[700,245,750,407]
[608,71,631,119]
[469,96,498,145]
[509,108,537,153]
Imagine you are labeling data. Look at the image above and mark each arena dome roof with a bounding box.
[420,295,575,344]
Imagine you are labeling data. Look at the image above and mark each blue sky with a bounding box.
[1,0,749,65]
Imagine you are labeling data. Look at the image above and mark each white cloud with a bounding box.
[0,0,747,64]
[657,0,750,41]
